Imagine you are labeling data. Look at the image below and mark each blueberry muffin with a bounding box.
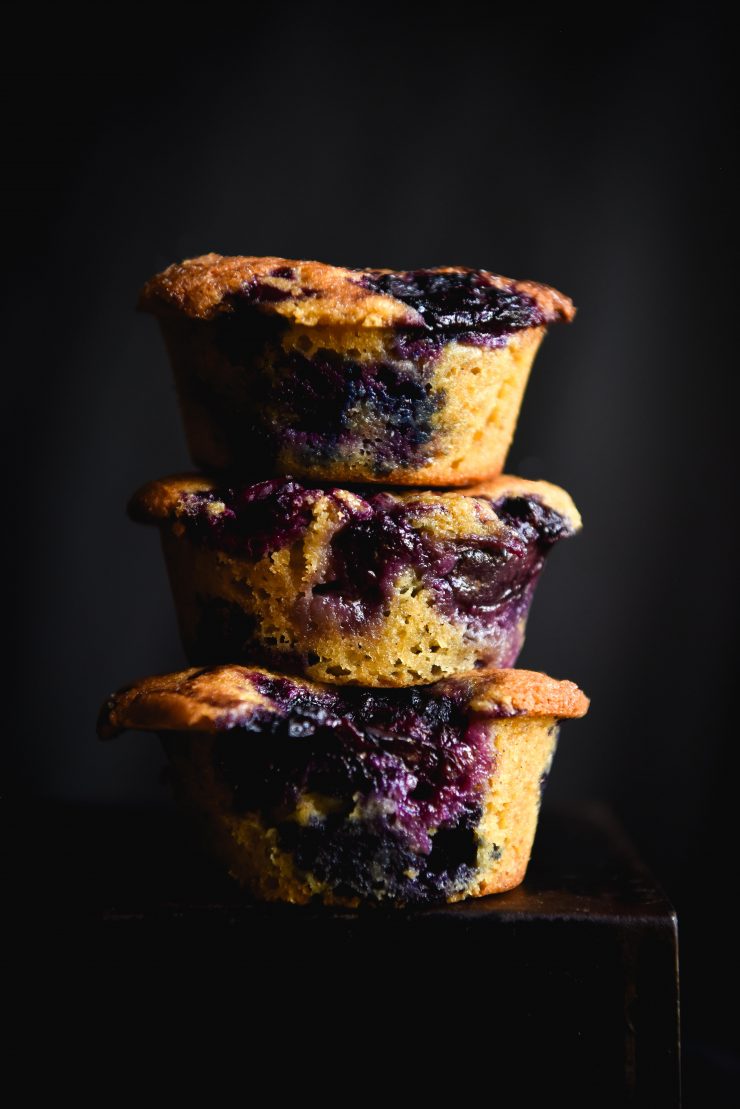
[98,664,589,907]
[140,255,574,486]
[130,473,581,686]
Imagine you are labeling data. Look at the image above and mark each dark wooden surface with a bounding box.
[6,802,680,1105]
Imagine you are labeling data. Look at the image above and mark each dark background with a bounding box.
[5,7,735,1095]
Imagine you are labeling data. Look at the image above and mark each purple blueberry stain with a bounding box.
[176,480,574,668]
[178,479,322,559]
[210,676,494,902]
[199,313,442,474]
[272,346,441,473]
[237,278,292,305]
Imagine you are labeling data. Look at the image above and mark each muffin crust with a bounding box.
[99,663,589,738]
[140,254,575,329]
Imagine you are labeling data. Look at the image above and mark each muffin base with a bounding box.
[162,716,558,908]
[98,664,588,909]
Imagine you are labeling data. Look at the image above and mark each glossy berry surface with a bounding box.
[361,269,547,334]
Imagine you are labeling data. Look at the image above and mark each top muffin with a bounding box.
[141,255,574,486]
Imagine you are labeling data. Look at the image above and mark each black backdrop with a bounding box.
[5,7,736,1094]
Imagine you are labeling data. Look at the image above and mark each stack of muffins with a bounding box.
[98,255,589,908]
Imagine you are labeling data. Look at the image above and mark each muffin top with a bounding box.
[98,664,589,739]
[128,471,582,539]
[139,254,575,331]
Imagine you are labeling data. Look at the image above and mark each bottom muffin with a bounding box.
[98,665,588,907]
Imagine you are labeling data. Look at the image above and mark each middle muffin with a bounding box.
[131,473,580,686]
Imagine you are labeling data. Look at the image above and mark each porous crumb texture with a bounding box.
[131,473,581,687]
[141,256,574,485]
[98,662,588,907]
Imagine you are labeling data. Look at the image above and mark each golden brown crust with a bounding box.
[97,665,274,739]
[127,472,219,522]
[139,253,575,329]
[459,669,589,720]
[128,472,582,532]
[98,664,588,740]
